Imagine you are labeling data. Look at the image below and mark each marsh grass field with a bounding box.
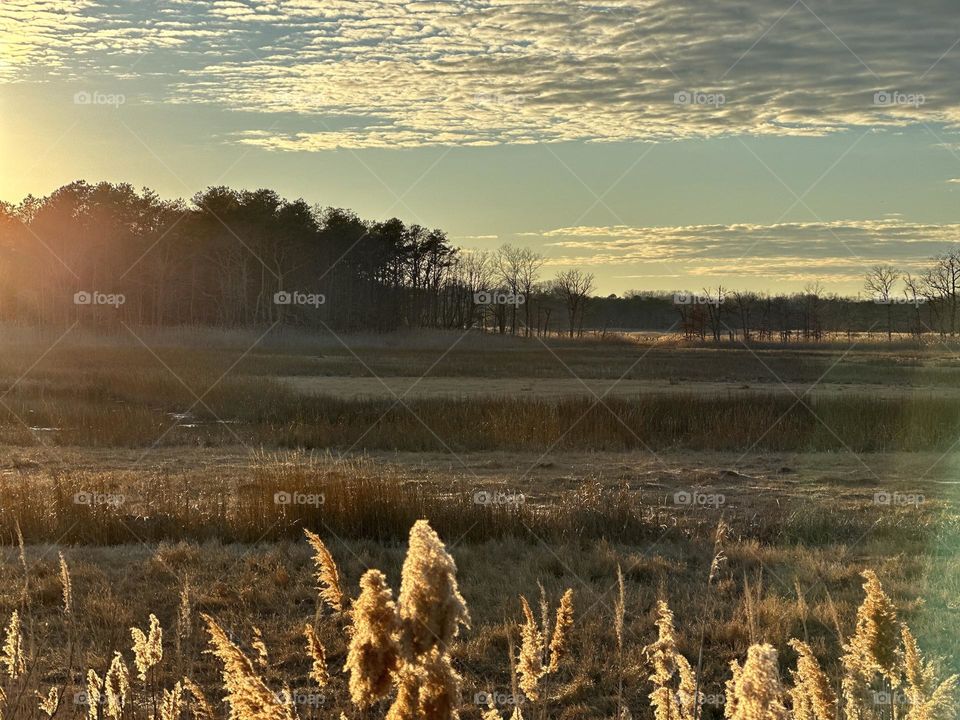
[0,326,958,719]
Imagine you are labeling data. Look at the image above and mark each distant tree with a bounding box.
[864,265,900,340]
[495,245,543,335]
[903,272,926,339]
[702,286,726,342]
[554,269,594,338]
[922,251,960,335]
[729,291,756,341]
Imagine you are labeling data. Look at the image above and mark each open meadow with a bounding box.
[0,327,956,719]
[9,1,960,716]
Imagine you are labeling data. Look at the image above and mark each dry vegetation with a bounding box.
[3,328,960,452]
[0,516,955,719]
[0,328,957,718]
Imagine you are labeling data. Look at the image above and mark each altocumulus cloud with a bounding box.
[536,221,960,283]
[3,0,960,147]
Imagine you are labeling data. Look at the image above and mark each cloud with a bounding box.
[4,0,960,148]
[533,220,960,284]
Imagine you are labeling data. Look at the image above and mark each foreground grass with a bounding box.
[0,452,956,718]
[1,513,956,719]
[0,330,956,717]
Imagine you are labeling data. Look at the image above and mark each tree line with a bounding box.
[664,258,960,342]
[1,181,958,340]
[0,181,593,335]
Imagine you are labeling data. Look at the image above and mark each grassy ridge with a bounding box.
[1,454,953,547]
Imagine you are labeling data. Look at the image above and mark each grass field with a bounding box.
[0,326,957,719]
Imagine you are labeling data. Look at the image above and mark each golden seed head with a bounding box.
[2,611,25,679]
[304,528,345,614]
[397,520,471,658]
[345,569,401,709]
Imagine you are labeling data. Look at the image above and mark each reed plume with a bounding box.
[384,649,462,720]
[397,519,471,658]
[514,584,575,709]
[58,552,72,616]
[482,702,503,720]
[416,648,462,720]
[902,624,934,701]
[183,677,216,720]
[160,681,184,720]
[547,589,574,673]
[202,613,295,720]
[345,569,400,709]
[251,626,269,669]
[2,611,25,679]
[787,639,835,720]
[517,595,544,701]
[304,528,345,614]
[36,687,58,717]
[645,600,696,720]
[86,670,103,720]
[538,582,550,656]
[104,651,130,719]
[848,571,901,681]
[177,577,193,660]
[131,613,163,682]
[906,678,959,720]
[900,625,958,720]
[615,564,626,720]
[724,644,788,720]
[840,570,901,720]
[385,664,421,720]
[304,623,329,688]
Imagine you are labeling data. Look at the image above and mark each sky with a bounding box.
[3,0,960,295]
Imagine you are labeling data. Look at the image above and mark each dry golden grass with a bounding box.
[0,331,956,717]
[0,519,954,719]
[4,328,960,451]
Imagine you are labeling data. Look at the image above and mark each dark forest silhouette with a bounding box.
[1,180,959,340]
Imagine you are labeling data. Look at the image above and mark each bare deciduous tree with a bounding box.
[554,269,595,338]
[864,265,900,340]
[496,245,544,336]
